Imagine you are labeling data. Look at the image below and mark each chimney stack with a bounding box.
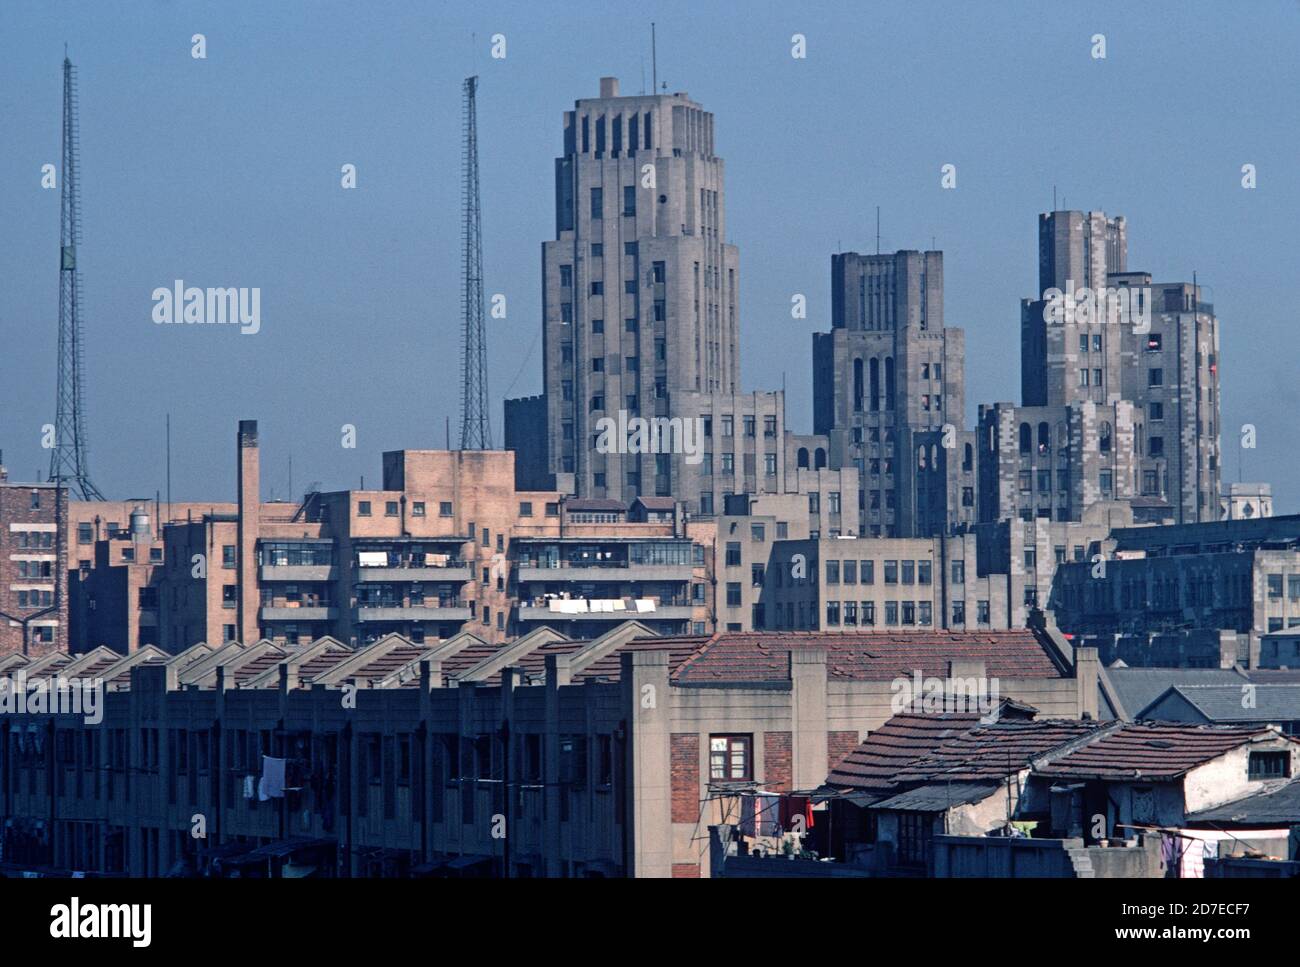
[237,420,261,644]
[599,76,619,98]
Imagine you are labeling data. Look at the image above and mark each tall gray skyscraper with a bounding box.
[813,250,976,537]
[989,210,1220,525]
[535,77,740,501]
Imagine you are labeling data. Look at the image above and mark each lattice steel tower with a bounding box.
[50,56,104,499]
[458,75,491,449]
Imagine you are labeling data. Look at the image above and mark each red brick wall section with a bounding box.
[763,731,792,792]
[671,733,700,824]
[828,730,860,772]
[672,863,701,878]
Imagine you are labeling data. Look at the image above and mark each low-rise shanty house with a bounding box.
[1183,779,1300,875]
[1030,722,1300,876]
[815,704,1106,873]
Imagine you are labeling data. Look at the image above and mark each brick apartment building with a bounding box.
[0,463,66,658]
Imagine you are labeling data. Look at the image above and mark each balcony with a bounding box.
[516,596,694,622]
[356,563,471,582]
[354,600,471,623]
[260,606,339,622]
[260,564,338,582]
[516,559,692,584]
[355,553,471,582]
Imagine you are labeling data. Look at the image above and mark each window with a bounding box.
[385,501,399,517]
[885,602,899,626]
[898,811,933,867]
[751,524,765,542]
[1146,333,1162,352]
[861,560,874,584]
[826,601,840,626]
[863,601,876,625]
[592,317,604,334]
[590,243,603,258]
[751,564,765,588]
[917,561,932,585]
[952,601,966,624]
[721,416,733,437]
[590,281,604,297]
[1150,402,1163,421]
[709,735,752,781]
[826,560,840,584]
[440,502,454,517]
[901,561,915,585]
[412,501,426,516]
[1248,751,1290,780]
[77,523,93,545]
[358,501,372,517]
[977,600,990,624]
[623,185,636,216]
[918,602,932,626]
[951,561,964,584]
[1149,368,1163,387]
[1267,575,1283,599]
[590,187,603,218]
[222,585,237,608]
[222,545,237,568]
[843,560,857,584]
[726,583,741,607]
[884,560,898,584]
[726,542,741,566]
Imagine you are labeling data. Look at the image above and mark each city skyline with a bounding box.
[2,0,1296,513]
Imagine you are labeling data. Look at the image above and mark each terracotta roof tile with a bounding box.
[1037,722,1280,780]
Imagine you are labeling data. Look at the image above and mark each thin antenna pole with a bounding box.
[652,23,658,93]
[165,413,171,522]
[876,206,880,255]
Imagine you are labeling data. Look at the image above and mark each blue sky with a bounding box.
[1,0,1296,510]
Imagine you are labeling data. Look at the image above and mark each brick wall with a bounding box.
[828,730,860,772]
[763,731,792,791]
[0,485,66,658]
[671,733,700,824]
[672,863,701,878]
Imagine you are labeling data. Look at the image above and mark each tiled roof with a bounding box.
[891,719,1102,784]
[1036,722,1277,780]
[1186,779,1300,827]
[670,630,1068,684]
[871,781,1002,812]
[1143,684,1300,723]
[574,636,713,683]
[564,498,626,512]
[633,497,676,510]
[346,644,433,683]
[439,640,508,676]
[1102,666,1247,720]
[296,651,351,683]
[824,713,985,794]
